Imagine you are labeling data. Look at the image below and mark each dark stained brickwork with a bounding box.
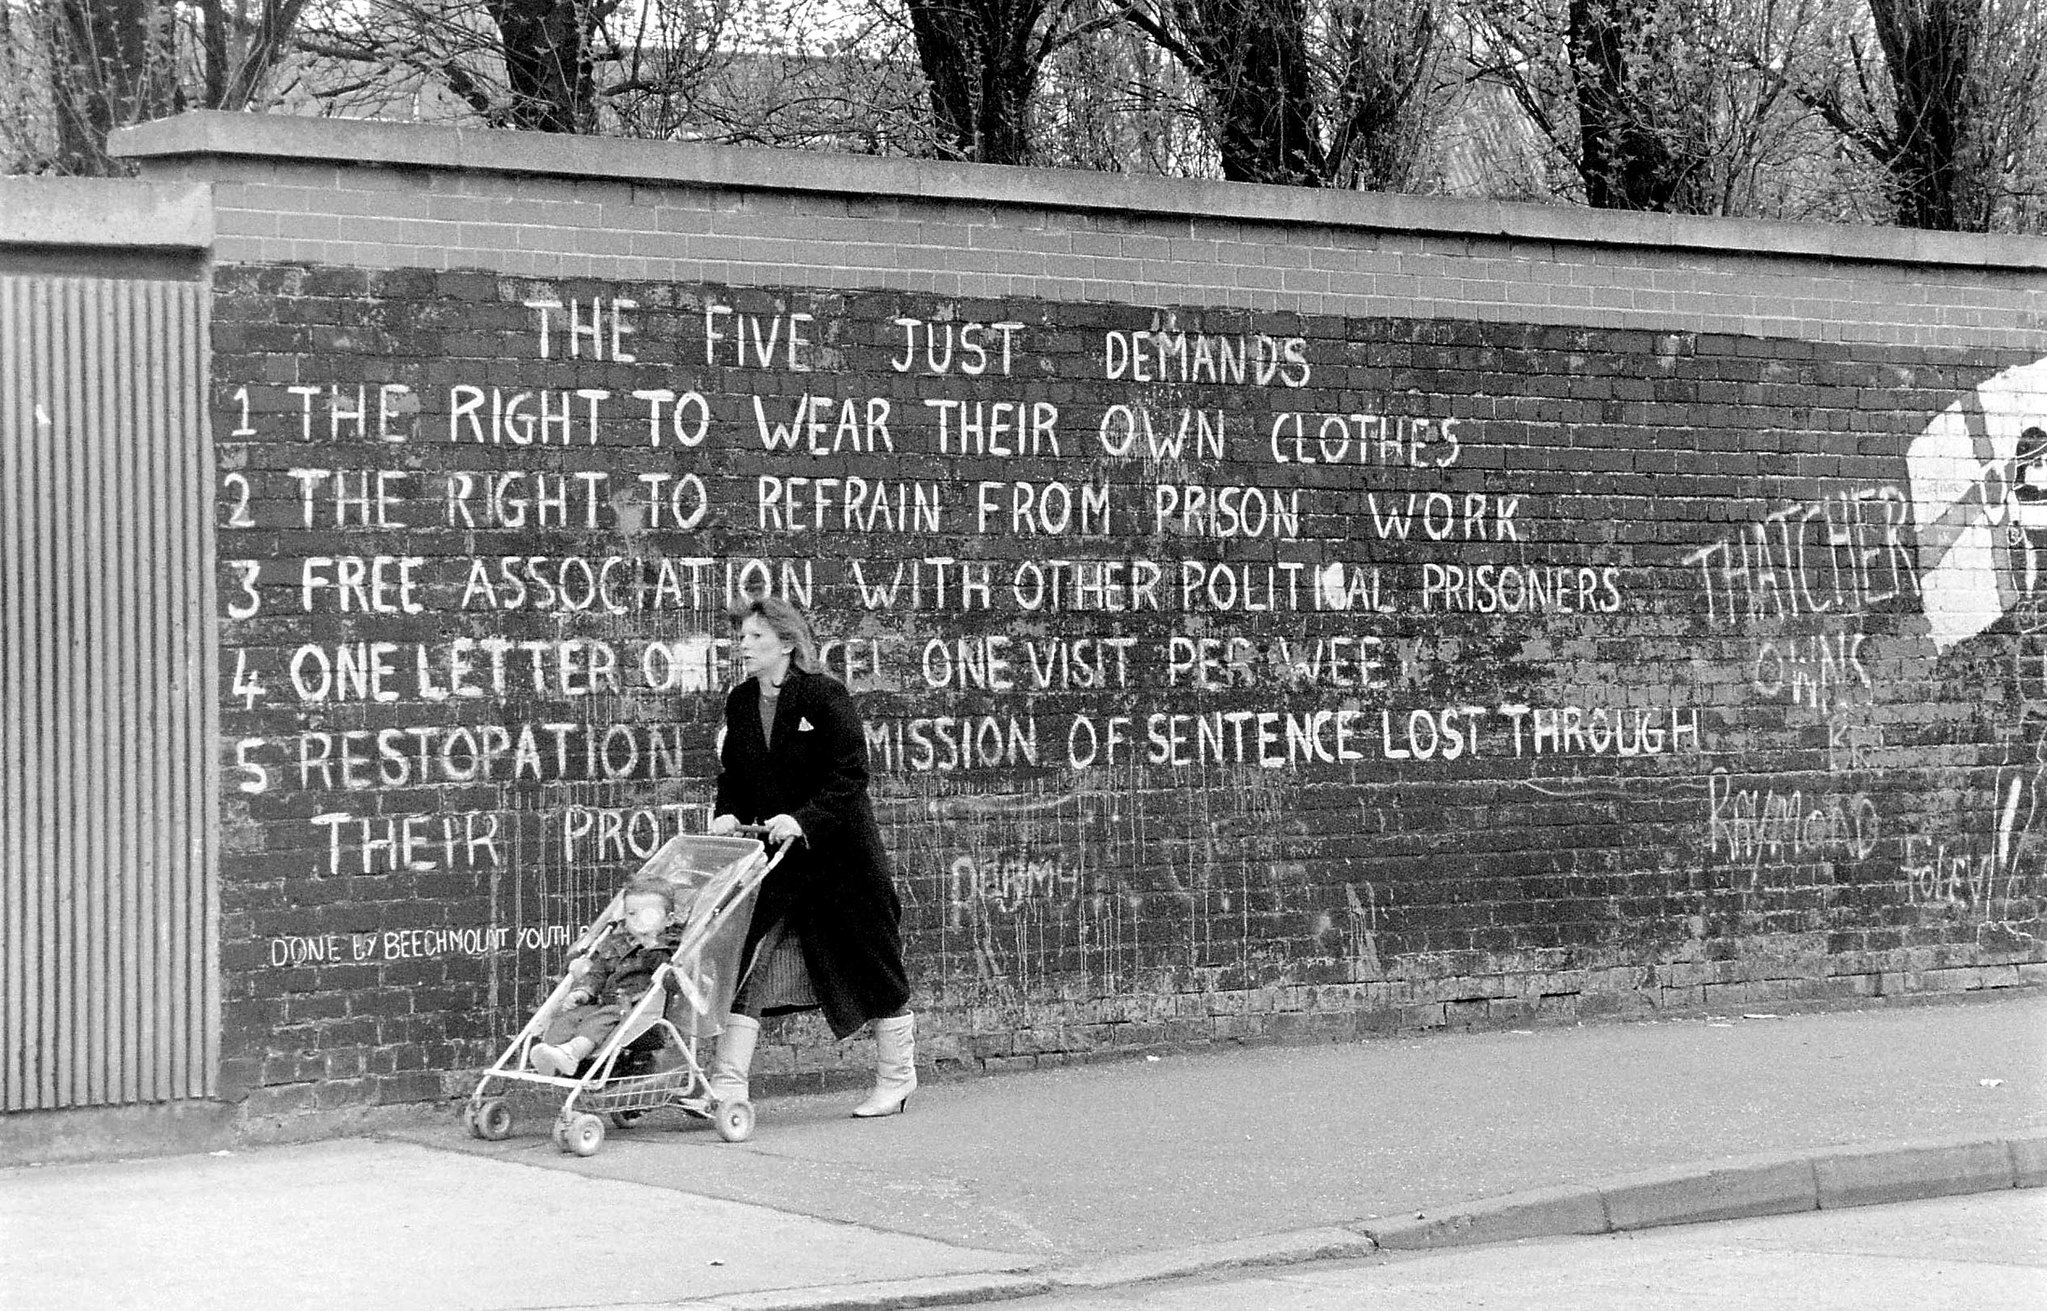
[163,129,2047,1121]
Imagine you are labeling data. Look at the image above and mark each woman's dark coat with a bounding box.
[714,666,909,1039]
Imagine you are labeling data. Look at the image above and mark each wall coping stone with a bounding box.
[0,178,212,250]
[110,111,2047,274]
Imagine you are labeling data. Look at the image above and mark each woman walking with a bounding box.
[706,597,917,1117]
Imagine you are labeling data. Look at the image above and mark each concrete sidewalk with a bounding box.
[4,993,2044,1311]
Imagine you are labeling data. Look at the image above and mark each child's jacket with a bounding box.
[577,924,683,1004]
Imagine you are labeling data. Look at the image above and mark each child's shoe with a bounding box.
[529,1041,573,1076]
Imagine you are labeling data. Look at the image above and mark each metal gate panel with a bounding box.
[1,275,218,1112]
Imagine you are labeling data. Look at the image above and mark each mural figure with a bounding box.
[1908,359,2047,650]
[1908,359,2047,910]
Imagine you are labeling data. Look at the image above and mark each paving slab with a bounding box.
[984,1191,2047,1311]
[5,993,2044,1311]
[400,994,2047,1262]
[0,1139,1029,1311]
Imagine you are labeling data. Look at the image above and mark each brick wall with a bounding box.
[113,113,2047,1124]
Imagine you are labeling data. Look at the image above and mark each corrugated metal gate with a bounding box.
[1,276,219,1111]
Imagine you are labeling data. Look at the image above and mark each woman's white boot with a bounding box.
[708,1013,759,1105]
[852,1012,917,1118]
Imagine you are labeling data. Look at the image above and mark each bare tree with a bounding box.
[484,0,597,131]
[644,3,932,153]
[892,0,1163,165]
[1325,0,1449,189]
[204,0,308,110]
[1776,0,2047,230]
[2,0,310,174]
[1568,0,1707,207]
[901,0,1034,162]
[1973,1,2047,232]
[1114,0,1447,188]
[9,0,2036,228]
[1466,0,1708,208]
[1124,0,1326,183]
[286,0,927,151]
[289,0,611,131]
[1463,0,1831,213]
[1022,4,1208,173]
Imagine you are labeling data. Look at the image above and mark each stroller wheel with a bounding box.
[474,1098,514,1142]
[606,1110,645,1130]
[714,1098,755,1143]
[564,1112,606,1157]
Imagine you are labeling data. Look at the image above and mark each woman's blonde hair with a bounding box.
[735,596,818,671]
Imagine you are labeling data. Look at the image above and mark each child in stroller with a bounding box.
[527,872,682,1077]
[466,830,779,1154]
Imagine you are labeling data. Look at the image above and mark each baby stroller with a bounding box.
[463,829,784,1156]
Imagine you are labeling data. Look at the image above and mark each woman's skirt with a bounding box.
[733,919,817,1016]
